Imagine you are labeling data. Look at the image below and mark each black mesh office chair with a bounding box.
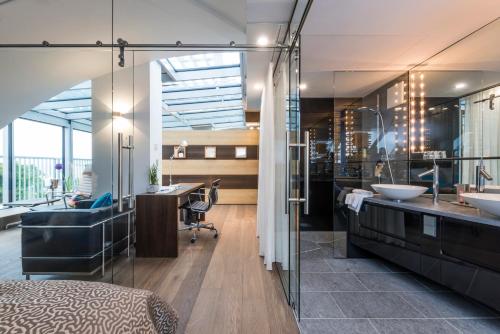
[180,179,220,243]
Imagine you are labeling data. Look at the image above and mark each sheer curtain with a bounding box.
[461,86,500,185]
[257,63,276,270]
[273,62,289,270]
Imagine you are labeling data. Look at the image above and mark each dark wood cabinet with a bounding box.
[136,183,204,258]
[348,202,500,312]
[442,218,500,273]
[350,204,422,272]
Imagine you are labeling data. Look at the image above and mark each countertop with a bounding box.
[137,183,204,197]
[364,195,500,228]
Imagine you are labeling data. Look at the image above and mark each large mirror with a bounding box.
[409,18,500,193]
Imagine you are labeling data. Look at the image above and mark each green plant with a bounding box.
[148,161,159,185]
[65,175,75,193]
[15,162,45,200]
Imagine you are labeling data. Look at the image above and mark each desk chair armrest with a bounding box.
[187,190,205,206]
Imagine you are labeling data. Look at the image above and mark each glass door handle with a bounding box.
[285,131,289,214]
[118,133,134,213]
[286,131,310,215]
[289,198,306,203]
[304,131,310,215]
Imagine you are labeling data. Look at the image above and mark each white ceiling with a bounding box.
[246,23,285,109]
[301,0,500,97]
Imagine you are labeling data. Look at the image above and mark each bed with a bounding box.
[0,280,178,333]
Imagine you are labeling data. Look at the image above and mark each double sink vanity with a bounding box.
[349,184,500,312]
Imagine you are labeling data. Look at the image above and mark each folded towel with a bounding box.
[352,189,373,196]
[337,189,348,204]
[345,190,373,214]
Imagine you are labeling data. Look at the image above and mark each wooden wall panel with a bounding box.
[162,160,258,175]
[163,175,258,189]
[162,129,259,204]
[163,145,259,160]
[163,130,259,146]
[216,189,257,205]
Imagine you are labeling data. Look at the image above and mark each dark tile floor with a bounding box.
[299,232,500,334]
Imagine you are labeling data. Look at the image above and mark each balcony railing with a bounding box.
[0,156,92,201]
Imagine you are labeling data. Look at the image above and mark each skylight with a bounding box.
[31,80,92,128]
[167,52,240,71]
[161,52,245,131]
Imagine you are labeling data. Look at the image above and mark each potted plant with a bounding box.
[147,161,160,193]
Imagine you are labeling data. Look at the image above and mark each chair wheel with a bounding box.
[190,238,196,243]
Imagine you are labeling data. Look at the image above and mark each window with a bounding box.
[72,129,92,181]
[13,119,63,200]
[160,52,245,130]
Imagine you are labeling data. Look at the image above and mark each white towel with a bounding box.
[345,190,373,214]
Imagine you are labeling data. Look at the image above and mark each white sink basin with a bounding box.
[462,193,500,217]
[371,184,428,201]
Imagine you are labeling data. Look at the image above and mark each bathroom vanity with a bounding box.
[348,196,500,312]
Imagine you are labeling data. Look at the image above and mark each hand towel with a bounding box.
[345,189,373,214]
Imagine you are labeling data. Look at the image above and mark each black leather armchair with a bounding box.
[20,199,133,279]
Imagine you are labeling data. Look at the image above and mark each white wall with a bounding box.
[91,61,163,198]
[0,0,246,129]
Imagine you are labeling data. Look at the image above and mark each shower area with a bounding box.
[275,16,500,327]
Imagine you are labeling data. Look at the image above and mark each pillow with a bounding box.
[90,192,113,209]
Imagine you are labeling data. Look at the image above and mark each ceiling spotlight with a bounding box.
[229,41,236,47]
[254,83,264,91]
[299,83,307,90]
[176,41,183,47]
[455,82,466,89]
[256,35,269,47]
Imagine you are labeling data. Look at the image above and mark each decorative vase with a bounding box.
[147,184,160,193]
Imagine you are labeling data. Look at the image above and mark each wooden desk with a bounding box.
[136,183,204,257]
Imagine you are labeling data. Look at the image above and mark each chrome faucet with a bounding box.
[475,161,493,193]
[418,162,439,205]
[374,160,385,184]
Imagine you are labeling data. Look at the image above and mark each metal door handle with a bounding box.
[285,131,290,214]
[304,130,310,215]
[118,133,134,213]
[286,131,310,215]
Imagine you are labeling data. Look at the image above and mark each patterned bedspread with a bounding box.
[0,280,178,334]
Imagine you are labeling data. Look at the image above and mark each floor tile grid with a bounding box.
[298,232,500,334]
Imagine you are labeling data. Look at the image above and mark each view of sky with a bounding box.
[6,119,92,159]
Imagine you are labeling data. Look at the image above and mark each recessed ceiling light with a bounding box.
[455,82,467,89]
[299,83,307,90]
[254,83,263,91]
[256,35,269,47]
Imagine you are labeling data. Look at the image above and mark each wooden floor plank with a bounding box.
[0,205,298,334]
[143,204,299,334]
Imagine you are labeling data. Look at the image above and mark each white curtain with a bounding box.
[273,61,289,270]
[257,63,276,270]
[461,86,500,184]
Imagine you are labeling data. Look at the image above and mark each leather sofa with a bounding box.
[20,200,133,278]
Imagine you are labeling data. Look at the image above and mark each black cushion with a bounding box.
[21,207,112,227]
[188,201,210,212]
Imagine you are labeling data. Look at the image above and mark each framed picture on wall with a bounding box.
[235,146,247,159]
[174,146,187,159]
[205,146,217,159]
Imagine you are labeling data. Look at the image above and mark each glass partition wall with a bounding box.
[0,0,134,286]
[408,18,500,193]
[288,14,500,325]
[327,17,500,261]
[0,43,135,285]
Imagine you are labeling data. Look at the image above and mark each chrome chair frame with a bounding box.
[179,179,220,243]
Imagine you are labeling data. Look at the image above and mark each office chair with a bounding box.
[179,179,220,243]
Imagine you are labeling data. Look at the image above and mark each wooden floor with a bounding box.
[134,205,299,334]
[0,205,298,334]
